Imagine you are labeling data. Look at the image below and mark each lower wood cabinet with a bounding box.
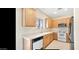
[43,33,53,48]
[53,32,58,40]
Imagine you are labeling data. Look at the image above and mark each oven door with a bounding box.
[58,28,66,42]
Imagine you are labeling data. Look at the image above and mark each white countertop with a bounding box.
[22,28,58,40]
[22,28,69,40]
[23,31,53,40]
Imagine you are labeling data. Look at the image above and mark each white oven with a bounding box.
[58,27,67,42]
[58,23,68,42]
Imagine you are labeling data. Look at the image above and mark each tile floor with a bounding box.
[45,40,71,50]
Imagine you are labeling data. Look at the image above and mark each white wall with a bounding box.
[74,8,79,50]
[16,8,23,50]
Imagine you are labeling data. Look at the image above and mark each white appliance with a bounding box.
[58,27,67,42]
[33,37,43,50]
[58,23,68,42]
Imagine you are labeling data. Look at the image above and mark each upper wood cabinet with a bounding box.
[52,17,71,28]
[46,17,53,28]
[22,8,36,27]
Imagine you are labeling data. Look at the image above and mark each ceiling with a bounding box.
[38,8,73,18]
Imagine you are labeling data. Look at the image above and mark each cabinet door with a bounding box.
[48,19,52,28]
[46,17,53,28]
[50,33,53,42]
[43,34,50,48]
[22,8,36,27]
[43,33,53,48]
[53,32,58,40]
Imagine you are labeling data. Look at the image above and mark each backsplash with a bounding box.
[22,27,53,35]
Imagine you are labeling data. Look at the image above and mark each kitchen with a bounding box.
[16,8,74,50]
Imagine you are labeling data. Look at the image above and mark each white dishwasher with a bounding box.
[33,36,43,50]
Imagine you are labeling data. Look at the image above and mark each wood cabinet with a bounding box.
[22,8,36,27]
[43,33,53,48]
[53,32,58,40]
[46,17,53,28]
[66,33,71,43]
[52,17,71,28]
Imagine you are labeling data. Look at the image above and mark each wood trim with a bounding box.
[66,33,71,43]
